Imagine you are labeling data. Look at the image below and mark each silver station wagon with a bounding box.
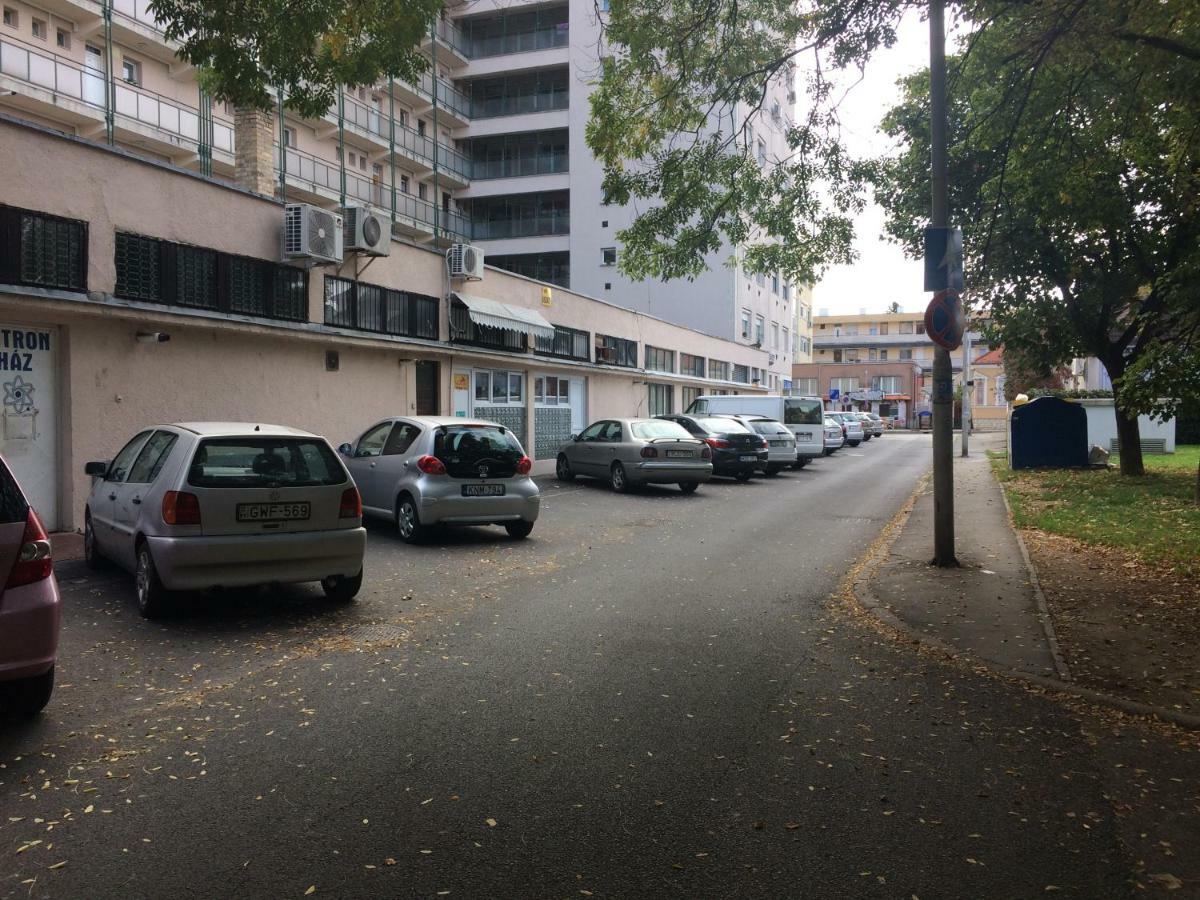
[84,423,366,617]
[555,418,712,493]
[340,417,540,543]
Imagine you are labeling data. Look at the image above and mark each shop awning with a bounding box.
[453,293,555,341]
[884,394,912,401]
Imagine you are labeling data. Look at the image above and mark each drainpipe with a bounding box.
[277,86,287,201]
[389,76,397,223]
[102,0,114,145]
[431,25,440,242]
[338,86,346,208]
[198,86,213,177]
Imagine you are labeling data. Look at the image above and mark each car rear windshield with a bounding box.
[631,421,691,440]
[748,420,790,436]
[187,438,347,489]
[784,399,823,426]
[695,417,749,433]
[0,460,28,523]
[434,425,524,478]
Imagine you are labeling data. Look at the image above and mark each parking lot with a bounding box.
[4,432,1184,899]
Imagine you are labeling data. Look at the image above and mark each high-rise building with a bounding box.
[0,0,791,384]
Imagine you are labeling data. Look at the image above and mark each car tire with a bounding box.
[795,457,808,469]
[395,495,427,544]
[849,440,861,447]
[610,462,629,493]
[555,455,575,482]
[505,521,534,539]
[1,665,54,715]
[135,543,170,619]
[734,471,753,482]
[764,464,782,477]
[678,482,699,494]
[83,511,105,570]
[322,569,362,603]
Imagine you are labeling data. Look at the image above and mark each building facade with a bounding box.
[790,361,924,427]
[0,117,773,531]
[0,0,796,390]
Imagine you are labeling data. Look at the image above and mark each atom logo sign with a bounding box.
[3,375,35,415]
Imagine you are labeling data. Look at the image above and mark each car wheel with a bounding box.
[504,521,534,539]
[795,458,808,469]
[0,665,54,715]
[764,465,781,477]
[135,543,169,619]
[678,482,699,494]
[395,496,427,544]
[734,471,753,482]
[610,462,629,493]
[849,440,861,447]
[83,511,105,570]
[322,569,363,603]
[555,454,575,482]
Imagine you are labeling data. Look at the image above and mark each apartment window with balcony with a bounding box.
[282,126,297,147]
[830,377,858,395]
[647,383,673,417]
[55,28,69,48]
[469,68,569,119]
[534,324,589,361]
[417,119,426,136]
[871,376,902,395]
[114,232,309,322]
[899,321,914,334]
[709,360,730,381]
[31,17,45,39]
[832,350,842,362]
[771,272,779,294]
[899,348,913,360]
[399,175,410,194]
[793,378,818,396]
[488,251,570,288]
[466,191,569,240]
[879,322,889,335]
[418,183,428,201]
[740,309,751,339]
[782,327,789,354]
[879,349,888,361]
[869,348,878,360]
[783,282,791,301]
[644,346,675,373]
[0,205,87,292]
[771,322,780,350]
[595,334,637,367]
[915,322,926,335]
[466,129,568,179]
[732,364,750,384]
[844,349,861,362]
[754,315,765,345]
[464,5,569,58]
[601,247,616,266]
[3,8,16,28]
[121,57,141,85]
[680,353,705,378]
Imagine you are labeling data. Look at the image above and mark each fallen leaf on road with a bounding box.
[304,888,316,896]
[48,862,66,870]
[486,818,497,827]
[1147,874,1183,891]
[385,858,396,866]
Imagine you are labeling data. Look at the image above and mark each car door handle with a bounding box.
[369,462,377,468]
[131,497,142,505]
[108,493,117,501]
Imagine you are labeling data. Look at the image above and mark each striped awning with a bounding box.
[453,293,554,341]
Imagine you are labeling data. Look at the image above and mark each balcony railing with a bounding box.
[468,25,569,59]
[338,93,472,180]
[0,36,233,154]
[416,71,472,120]
[470,212,569,240]
[471,151,566,180]
[112,0,168,34]
[430,17,471,58]
[469,89,568,120]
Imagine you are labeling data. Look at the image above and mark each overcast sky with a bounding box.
[810,12,930,318]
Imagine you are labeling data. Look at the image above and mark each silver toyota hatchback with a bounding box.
[340,417,539,543]
[84,423,366,618]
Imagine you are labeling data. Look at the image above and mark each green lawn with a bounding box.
[991,445,1199,574]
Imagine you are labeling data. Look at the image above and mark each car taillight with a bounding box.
[757,437,768,448]
[515,456,532,475]
[640,446,658,458]
[416,455,447,476]
[700,445,712,460]
[162,491,202,526]
[339,486,362,519]
[705,437,731,449]
[6,508,52,588]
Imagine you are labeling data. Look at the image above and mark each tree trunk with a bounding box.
[1194,459,1199,506]
[1113,404,1144,475]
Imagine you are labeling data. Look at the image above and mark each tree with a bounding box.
[148,0,442,116]
[885,301,903,314]
[871,4,1200,475]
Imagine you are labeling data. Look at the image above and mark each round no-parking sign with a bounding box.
[924,290,964,351]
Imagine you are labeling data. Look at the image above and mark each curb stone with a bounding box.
[848,468,1200,733]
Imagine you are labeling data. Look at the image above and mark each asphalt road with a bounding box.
[2,434,1196,899]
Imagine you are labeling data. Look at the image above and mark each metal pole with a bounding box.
[430,25,441,242]
[389,76,397,223]
[102,0,114,145]
[930,0,957,566]
[277,86,287,202]
[337,87,347,209]
[961,325,971,457]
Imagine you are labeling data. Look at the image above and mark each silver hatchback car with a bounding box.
[555,418,712,492]
[84,423,366,618]
[340,417,539,543]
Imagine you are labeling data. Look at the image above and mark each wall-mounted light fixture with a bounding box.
[135,331,170,343]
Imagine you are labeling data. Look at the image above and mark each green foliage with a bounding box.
[148,0,442,116]
[1026,389,1114,400]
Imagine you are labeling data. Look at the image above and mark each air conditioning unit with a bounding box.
[596,346,615,363]
[447,243,485,281]
[283,203,343,264]
[342,206,390,256]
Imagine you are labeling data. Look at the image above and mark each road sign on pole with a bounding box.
[924,289,964,351]
[923,226,964,292]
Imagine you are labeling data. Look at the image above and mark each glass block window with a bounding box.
[114,232,161,301]
[174,244,218,309]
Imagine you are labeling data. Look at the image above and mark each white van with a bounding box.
[684,395,825,465]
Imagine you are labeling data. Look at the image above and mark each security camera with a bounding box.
[135,331,170,343]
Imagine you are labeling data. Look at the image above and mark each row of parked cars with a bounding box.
[0,396,885,714]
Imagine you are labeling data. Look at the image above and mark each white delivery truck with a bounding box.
[684,395,826,466]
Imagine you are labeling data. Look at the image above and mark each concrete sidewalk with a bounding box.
[859,431,1066,680]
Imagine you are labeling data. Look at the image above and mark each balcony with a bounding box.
[470,212,568,240]
[390,71,472,128]
[0,35,233,170]
[422,17,471,67]
[813,329,983,348]
[468,78,568,119]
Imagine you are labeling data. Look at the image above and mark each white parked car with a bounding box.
[827,413,864,447]
[823,416,845,454]
[85,423,366,617]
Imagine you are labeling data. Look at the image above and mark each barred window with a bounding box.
[115,233,161,301]
[229,257,267,316]
[325,276,440,339]
[534,325,589,361]
[595,334,637,367]
[0,205,88,292]
[732,364,750,383]
[324,277,356,328]
[272,268,308,322]
[174,244,218,309]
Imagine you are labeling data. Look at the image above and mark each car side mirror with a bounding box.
[571,434,580,442]
[337,443,353,456]
[85,460,108,477]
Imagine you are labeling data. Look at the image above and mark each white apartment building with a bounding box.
[0,0,792,389]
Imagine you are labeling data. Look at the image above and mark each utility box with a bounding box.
[1010,396,1088,469]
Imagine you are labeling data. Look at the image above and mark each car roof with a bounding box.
[397,416,506,428]
[171,422,320,438]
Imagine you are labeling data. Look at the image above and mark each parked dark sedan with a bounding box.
[654,415,767,481]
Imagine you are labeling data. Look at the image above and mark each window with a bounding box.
[383,423,420,456]
[974,376,987,408]
[417,119,426,136]
[399,175,410,194]
[708,360,730,381]
[595,334,637,367]
[56,27,69,48]
[740,309,752,339]
[31,17,45,39]
[126,431,178,483]
[915,322,926,335]
[771,322,780,350]
[325,276,438,338]
[449,301,526,352]
[644,345,674,373]
[880,350,888,361]
[732,364,750,384]
[783,283,791,301]
[872,376,901,394]
[793,377,818,396]
[534,376,570,406]
[647,383,674,417]
[754,316,765,345]
[899,321,914,334]
[782,327,790,355]
[879,322,889,335]
[601,247,616,266]
[771,272,779,294]
[475,370,523,405]
[121,57,141,85]
[756,138,767,165]
[188,438,346,489]
[844,349,861,362]
[682,386,701,410]
[680,353,705,378]
[2,8,16,28]
[418,183,428,201]
[830,377,858,395]
[0,205,88,292]
[534,324,589,361]
[282,126,297,147]
[899,348,913,360]
[756,271,765,287]
[832,349,842,363]
[105,432,153,483]
[869,348,878,361]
